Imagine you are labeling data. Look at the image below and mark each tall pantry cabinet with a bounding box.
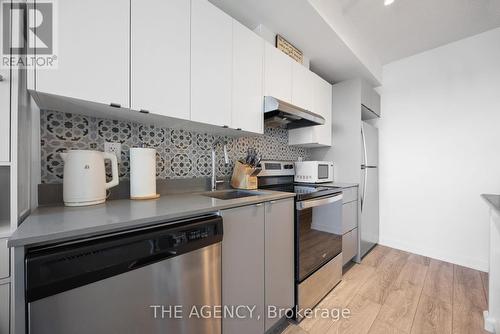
[0,14,29,333]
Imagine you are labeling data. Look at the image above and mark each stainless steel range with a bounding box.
[257,161,343,320]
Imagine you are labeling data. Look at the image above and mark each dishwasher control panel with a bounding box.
[171,225,215,247]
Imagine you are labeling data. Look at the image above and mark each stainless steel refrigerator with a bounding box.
[360,122,379,258]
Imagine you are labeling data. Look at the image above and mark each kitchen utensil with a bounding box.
[254,156,261,168]
[60,150,119,206]
[244,148,260,167]
[250,167,262,176]
[231,161,258,190]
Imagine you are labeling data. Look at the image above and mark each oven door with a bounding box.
[296,193,343,282]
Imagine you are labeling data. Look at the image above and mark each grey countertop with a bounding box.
[8,190,295,248]
[482,194,500,215]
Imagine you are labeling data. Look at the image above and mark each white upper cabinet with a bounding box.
[35,0,129,108]
[131,0,190,120]
[191,0,232,127]
[289,74,332,147]
[0,69,9,162]
[314,75,333,146]
[361,79,381,118]
[264,43,292,103]
[291,62,314,111]
[232,20,264,134]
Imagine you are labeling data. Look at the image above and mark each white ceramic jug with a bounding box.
[60,150,119,206]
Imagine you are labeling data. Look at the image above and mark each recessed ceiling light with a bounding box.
[384,0,395,6]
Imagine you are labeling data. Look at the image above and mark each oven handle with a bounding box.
[296,194,343,210]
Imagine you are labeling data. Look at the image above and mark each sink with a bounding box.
[203,190,264,200]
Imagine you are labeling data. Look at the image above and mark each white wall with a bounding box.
[378,27,500,271]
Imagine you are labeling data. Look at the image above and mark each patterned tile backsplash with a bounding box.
[40,110,310,183]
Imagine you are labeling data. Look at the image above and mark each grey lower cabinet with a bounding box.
[0,238,9,279]
[342,187,359,265]
[342,228,358,265]
[221,203,265,334]
[221,198,294,334]
[0,282,9,334]
[264,199,294,332]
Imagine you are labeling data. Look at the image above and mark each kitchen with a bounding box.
[1,0,500,333]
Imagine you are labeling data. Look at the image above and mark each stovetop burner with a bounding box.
[260,183,342,201]
[256,160,342,201]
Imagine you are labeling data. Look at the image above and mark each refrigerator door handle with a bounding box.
[361,124,368,169]
[362,167,368,212]
[361,125,368,211]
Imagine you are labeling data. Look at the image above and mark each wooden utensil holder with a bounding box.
[231,161,258,190]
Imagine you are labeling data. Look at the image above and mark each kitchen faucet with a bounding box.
[211,138,229,191]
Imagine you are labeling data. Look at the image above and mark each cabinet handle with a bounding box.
[269,200,277,204]
[236,128,242,131]
[110,103,121,108]
[139,109,150,114]
[0,75,4,82]
[222,125,229,129]
[255,203,263,207]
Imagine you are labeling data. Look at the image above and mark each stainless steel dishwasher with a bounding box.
[26,214,223,334]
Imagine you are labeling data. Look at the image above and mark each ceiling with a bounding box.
[210,0,382,85]
[340,0,500,64]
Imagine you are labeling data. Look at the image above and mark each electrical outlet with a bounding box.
[104,142,122,162]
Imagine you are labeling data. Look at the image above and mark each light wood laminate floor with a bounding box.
[283,245,489,334]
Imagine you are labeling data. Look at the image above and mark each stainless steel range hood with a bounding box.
[264,96,325,129]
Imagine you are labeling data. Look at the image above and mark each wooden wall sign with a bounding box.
[276,34,303,64]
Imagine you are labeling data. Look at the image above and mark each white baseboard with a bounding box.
[379,236,488,272]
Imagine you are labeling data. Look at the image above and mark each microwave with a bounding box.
[294,161,334,183]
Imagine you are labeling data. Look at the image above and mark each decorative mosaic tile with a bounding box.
[40,110,310,183]
[156,153,167,178]
[170,129,193,150]
[45,111,90,141]
[170,153,193,177]
[98,119,132,144]
[195,154,212,177]
[138,124,167,148]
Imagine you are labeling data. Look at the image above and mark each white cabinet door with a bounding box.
[222,204,265,334]
[361,79,380,117]
[232,20,264,134]
[314,75,333,146]
[191,0,232,127]
[0,70,9,162]
[371,89,381,116]
[291,62,314,111]
[35,0,129,108]
[289,74,332,147]
[131,0,190,120]
[263,43,292,103]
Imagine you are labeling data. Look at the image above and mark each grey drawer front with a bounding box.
[342,201,358,234]
[342,187,358,203]
[0,238,9,279]
[298,254,342,320]
[0,282,9,334]
[342,228,358,265]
